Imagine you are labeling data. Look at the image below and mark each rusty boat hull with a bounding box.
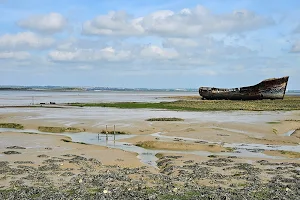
[199,76,289,100]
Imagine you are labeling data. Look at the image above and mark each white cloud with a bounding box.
[17,13,67,34]
[143,6,274,37]
[0,51,30,60]
[163,38,199,48]
[82,5,273,37]
[48,46,132,62]
[82,11,144,36]
[140,45,179,59]
[0,32,54,50]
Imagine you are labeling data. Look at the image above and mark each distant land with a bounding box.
[0,85,198,92]
[0,86,299,93]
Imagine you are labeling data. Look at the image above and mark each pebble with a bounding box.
[0,154,299,199]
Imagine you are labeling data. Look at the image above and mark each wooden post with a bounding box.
[106,125,108,141]
[113,125,116,142]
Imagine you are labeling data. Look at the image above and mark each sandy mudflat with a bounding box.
[1,105,300,199]
[1,127,300,199]
[0,132,144,168]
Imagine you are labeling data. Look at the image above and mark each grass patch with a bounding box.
[38,126,83,133]
[225,147,235,152]
[278,150,300,158]
[68,96,300,111]
[155,153,164,159]
[38,126,65,133]
[136,141,224,152]
[65,127,84,133]
[136,141,156,149]
[267,121,281,124]
[0,123,24,129]
[146,117,184,121]
[100,130,128,134]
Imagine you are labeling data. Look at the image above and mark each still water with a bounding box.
[0,90,195,106]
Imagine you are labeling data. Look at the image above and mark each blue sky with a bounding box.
[0,0,299,89]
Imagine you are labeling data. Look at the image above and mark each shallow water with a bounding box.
[0,90,193,106]
[284,130,296,136]
[1,106,292,126]
[1,128,298,168]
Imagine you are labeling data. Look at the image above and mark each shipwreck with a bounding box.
[199,76,289,100]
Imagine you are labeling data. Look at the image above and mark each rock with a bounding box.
[103,189,109,194]
[3,151,21,155]
[6,146,26,149]
[14,161,34,164]
[37,154,49,158]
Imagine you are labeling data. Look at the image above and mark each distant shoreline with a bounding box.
[0,87,299,94]
[0,87,198,92]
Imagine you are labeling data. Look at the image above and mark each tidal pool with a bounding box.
[1,128,299,168]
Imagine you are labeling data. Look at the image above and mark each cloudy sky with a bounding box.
[0,0,299,89]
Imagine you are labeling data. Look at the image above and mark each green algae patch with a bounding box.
[278,150,300,158]
[0,123,24,129]
[146,117,184,122]
[155,153,164,159]
[38,126,84,133]
[38,126,65,133]
[266,121,281,124]
[65,127,84,133]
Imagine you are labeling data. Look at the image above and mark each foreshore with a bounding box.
[1,96,300,199]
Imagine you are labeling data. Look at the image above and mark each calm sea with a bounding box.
[0,90,195,106]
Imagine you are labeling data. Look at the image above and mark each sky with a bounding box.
[0,0,299,89]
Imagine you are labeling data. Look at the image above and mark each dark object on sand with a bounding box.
[50,102,56,104]
[3,151,21,155]
[199,76,289,100]
[6,146,26,149]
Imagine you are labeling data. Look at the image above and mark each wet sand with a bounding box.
[1,107,300,155]
[0,132,144,168]
[1,131,300,199]
[1,101,300,198]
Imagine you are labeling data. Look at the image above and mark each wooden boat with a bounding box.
[199,76,289,100]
